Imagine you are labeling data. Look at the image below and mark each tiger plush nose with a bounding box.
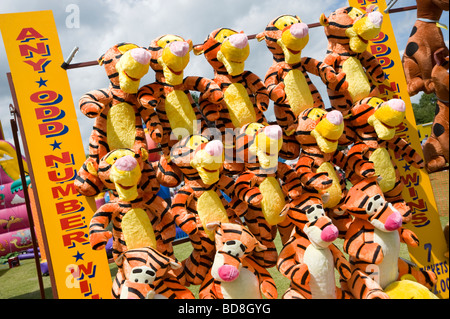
[228,33,248,49]
[326,110,344,126]
[169,41,190,57]
[218,264,240,282]
[368,11,383,28]
[320,224,339,242]
[130,48,151,65]
[290,23,309,39]
[264,125,282,140]
[205,140,223,157]
[115,155,138,172]
[384,211,403,231]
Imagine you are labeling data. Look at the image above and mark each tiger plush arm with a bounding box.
[183,76,223,122]
[264,64,286,104]
[138,103,163,144]
[329,243,352,281]
[277,234,311,291]
[171,186,199,239]
[359,51,386,84]
[235,171,263,207]
[387,136,425,169]
[342,143,376,179]
[343,219,384,265]
[89,203,114,250]
[301,57,348,93]
[145,194,176,244]
[277,162,302,200]
[79,88,112,118]
[138,82,164,109]
[242,71,270,112]
[245,256,278,299]
[295,155,333,190]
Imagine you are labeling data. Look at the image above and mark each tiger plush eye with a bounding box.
[273,15,301,30]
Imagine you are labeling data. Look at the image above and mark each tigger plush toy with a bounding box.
[234,123,303,267]
[319,6,387,116]
[113,246,194,299]
[193,28,270,174]
[199,222,278,299]
[88,148,187,285]
[256,14,348,160]
[75,43,161,197]
[138,34,224,159]
[402,0,449,96]
[167,135,243,285]
[342,177,437,298]
[341,97,425,244]
[277,193,353,299]
[422,48,449,172]
[294,108,375,235]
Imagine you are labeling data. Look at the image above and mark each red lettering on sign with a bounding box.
[62,231,88,247]
[60,214,84,230]
[19,42,50,58]
[16,27,44,42]
[55,199,82,215]
[44,152,73,167]
[51,183,78,198]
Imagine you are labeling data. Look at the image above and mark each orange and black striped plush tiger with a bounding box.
[256,14,348,160]
[277,193,353,299]
[341,97,424,231]
[341,177,437,298]
[75,43,161,197]
[88,148,182,278]
[138,34,223,159]
[234,123,303,268]
[199,222,278,299]
[193,28,270,174]
[294,108,375,236]
[319,7,386,116]
[112,246,194,299]
[167,135,243,285]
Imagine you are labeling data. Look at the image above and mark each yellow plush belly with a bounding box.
[369,148,396,192]
[165,90,197,137]
[197,190,229,240]
[317,162,342,209]
[259,177,286,225]
[342,57,371,102]
[107,102,136,150]
[122,208,156,250]
[223,83,256,128]
[284,69,314,118]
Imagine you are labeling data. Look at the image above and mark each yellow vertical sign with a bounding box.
[0,11,112,298]
[348,0,449,298]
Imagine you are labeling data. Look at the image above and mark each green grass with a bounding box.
[1,216,447,299]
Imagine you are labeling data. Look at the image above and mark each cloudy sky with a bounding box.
[0,0,448,154]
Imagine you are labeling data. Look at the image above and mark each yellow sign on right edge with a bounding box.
[348,0,448,298]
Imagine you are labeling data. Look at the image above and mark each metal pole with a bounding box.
[9,107,46,299]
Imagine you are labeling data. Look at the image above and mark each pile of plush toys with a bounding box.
[74,3,448,299]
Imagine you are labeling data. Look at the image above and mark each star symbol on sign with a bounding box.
[403,163,411,172]
[73,251,85,262]
[36,77,48,87]
[50,140,62,150]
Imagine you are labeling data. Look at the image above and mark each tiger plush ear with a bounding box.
[319,13,329,27]
[98,53,105,66]
[255,32,266,42]
[206,221,221,231]
[193,44,204,56]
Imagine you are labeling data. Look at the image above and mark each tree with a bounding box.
[412,93,437,125]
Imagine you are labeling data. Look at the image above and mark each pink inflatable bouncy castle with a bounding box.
[0,140,35,258]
